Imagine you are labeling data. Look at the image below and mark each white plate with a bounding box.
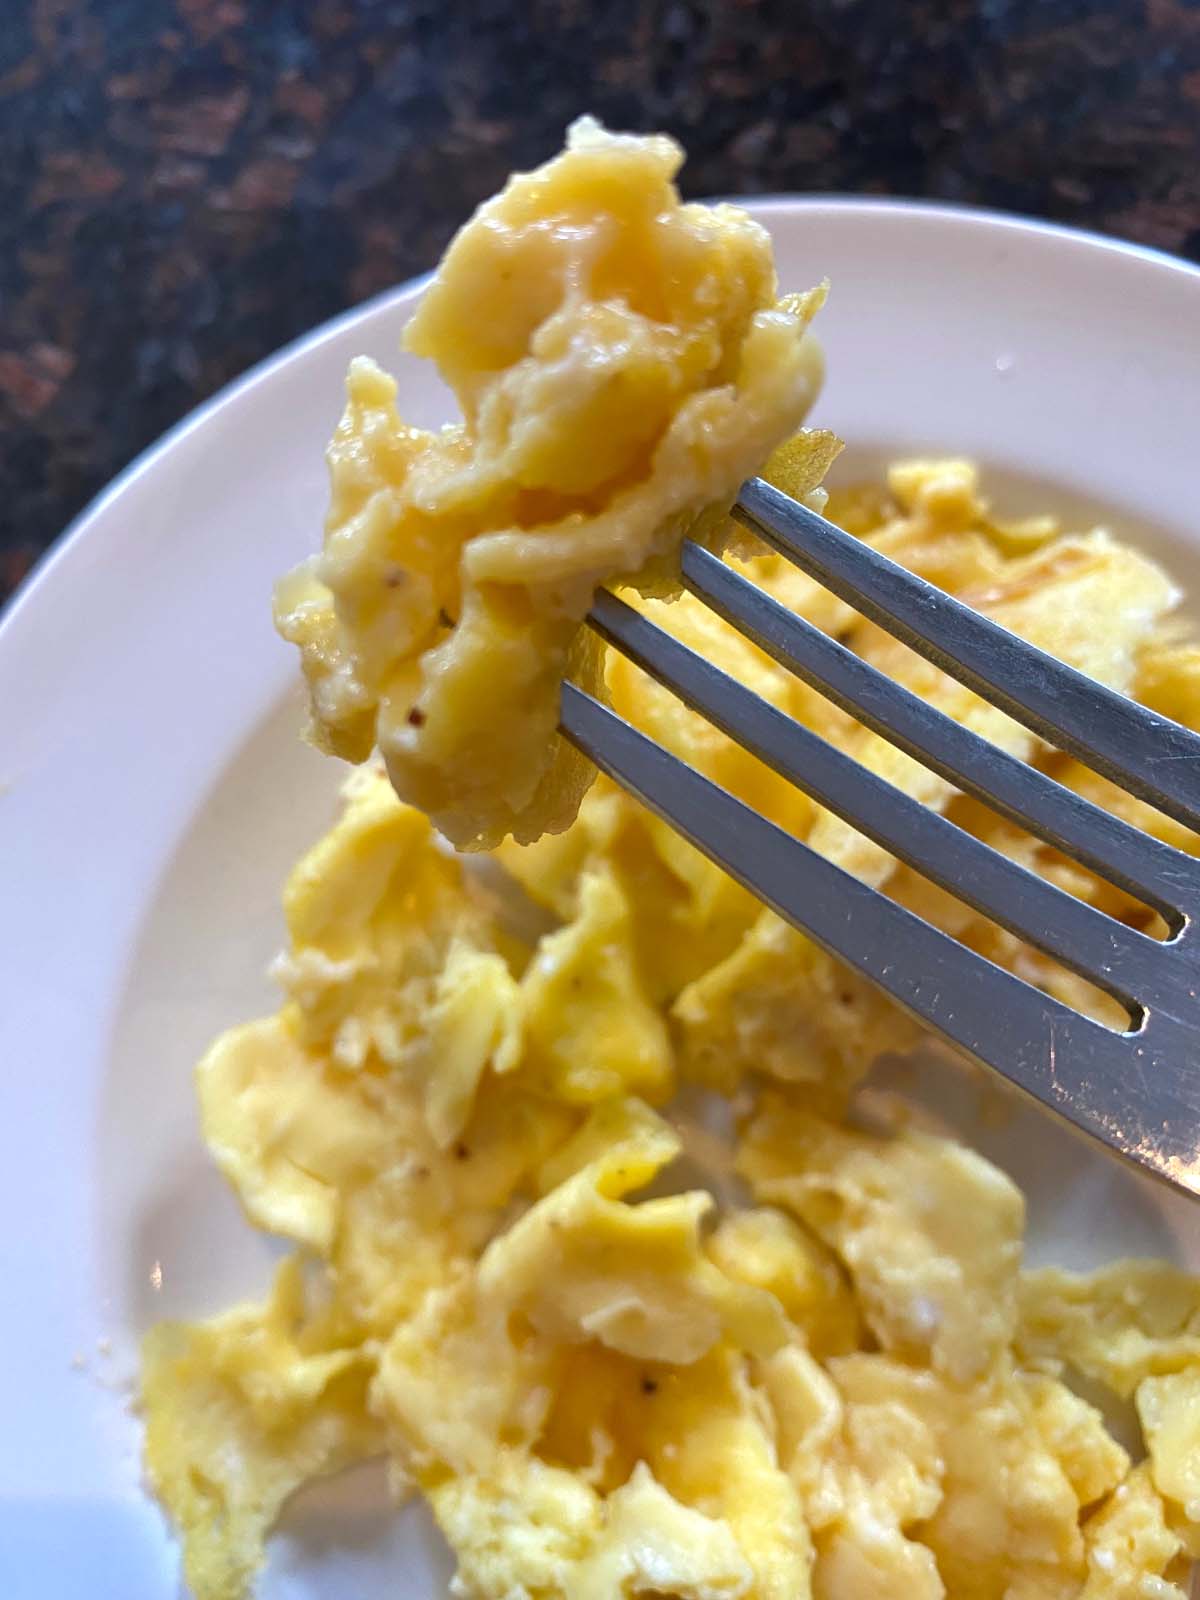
[3,199,1200,1599]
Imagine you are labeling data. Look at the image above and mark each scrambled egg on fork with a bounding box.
[273,116,832,851]
[142,120,1200,1600]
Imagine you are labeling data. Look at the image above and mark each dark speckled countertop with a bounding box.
[3,0,1199,604]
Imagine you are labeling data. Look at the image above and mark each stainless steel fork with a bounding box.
[560,477,1200,1198]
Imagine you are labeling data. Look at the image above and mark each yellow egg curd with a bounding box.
[274,116,831,849]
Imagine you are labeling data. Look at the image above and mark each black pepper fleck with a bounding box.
[407,706,426,727]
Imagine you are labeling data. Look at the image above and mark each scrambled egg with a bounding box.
[274,117,830,850]
[143,126,1200,1600]
[144,453,1200,1600]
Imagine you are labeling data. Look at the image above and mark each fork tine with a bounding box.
[733,477,1200,837]
[681,538,1200,923]
[558,681,1190,1186]
[587,590,1181,1014]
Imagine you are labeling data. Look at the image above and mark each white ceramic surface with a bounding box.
[3,199,1200,1599]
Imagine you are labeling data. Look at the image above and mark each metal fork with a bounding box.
[560,477,1200,1198]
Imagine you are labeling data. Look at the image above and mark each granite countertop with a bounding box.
[3,0,1199,605]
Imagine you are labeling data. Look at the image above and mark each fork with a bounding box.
[559,477,1200,1199]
